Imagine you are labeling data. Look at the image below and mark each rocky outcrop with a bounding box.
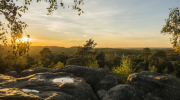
[53,65,110,88]
[102,84,141,100]
[127,71,180,100]
[1,66,180,100]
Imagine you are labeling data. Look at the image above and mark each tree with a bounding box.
[161,7,180,50]
[112,55,134,83]
[0,0,84,56]
[67,38,98,67]
[96,51,106,68]
[148,50,167,72]
[0,55,7,73]
[142,48,151,70]
[39,48,54,67]
[51,52,69,65]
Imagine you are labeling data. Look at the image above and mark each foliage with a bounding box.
[48,61,64,69]
[148,50,167,73]
[0,55,7,73]
[51,52,69,65]
[96,51,106,68]
[148,66,157,72]
[112,55,135,83]
[142,48,151,70]
[161,7,180,50]
[67,39,99,68]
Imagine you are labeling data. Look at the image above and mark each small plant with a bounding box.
[112,55,135,83]
[148,66,157,72]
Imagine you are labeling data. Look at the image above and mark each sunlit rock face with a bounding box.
[0,88,42,100]
[127,71,180,100]
[20,67,51,77]
[0,71,99,100]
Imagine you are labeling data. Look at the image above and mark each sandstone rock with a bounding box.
[5,71,18,78]
[24,72,99,100]
[103,84,141,100]
[127,71,180,100]
[45,92,74,100]
[96,89,107,100]
[53,65,109,88]
[143,93,162,100]
[0,88,42,100]
[20,67,51,77]
[94,74,122,92]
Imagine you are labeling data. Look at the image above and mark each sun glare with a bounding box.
[16,36,30,43]
[22,36,29,42]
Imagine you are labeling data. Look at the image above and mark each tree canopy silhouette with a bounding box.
[161,7,180,51]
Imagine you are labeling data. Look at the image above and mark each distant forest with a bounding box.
[1,43,180,83]
[0,46,173,58]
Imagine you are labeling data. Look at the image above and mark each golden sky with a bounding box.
[2,0,180,48]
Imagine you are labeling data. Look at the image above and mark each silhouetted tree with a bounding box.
[161,7,180,50]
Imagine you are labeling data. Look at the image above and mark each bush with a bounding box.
[112,55,135,83]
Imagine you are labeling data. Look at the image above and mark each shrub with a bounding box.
[112,55,135,83]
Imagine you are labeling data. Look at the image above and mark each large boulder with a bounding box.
[53,65,110,88]
[94,74,122,92]
[96,89,107,100]
[0,72,99,100]
[20,67,51,77]
[102,84,141,100]
[127,71,180,100]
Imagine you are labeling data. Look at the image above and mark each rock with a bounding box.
[0,74,17,88]
[94,74,122,92]
[143,93,162,100]
[20,67,51,77]
[53,65,109,88]
[127,71,180,100]
[45,92,74,100]
[103,84,141,100]
[23,72,99,100]
[96,89,107,100]
[5,71,18,78]
[0,88,42,100]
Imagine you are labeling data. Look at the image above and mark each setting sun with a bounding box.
[16,36,30,43]
[22,36,29,42]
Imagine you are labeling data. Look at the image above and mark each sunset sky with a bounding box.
[2,0,180,48]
